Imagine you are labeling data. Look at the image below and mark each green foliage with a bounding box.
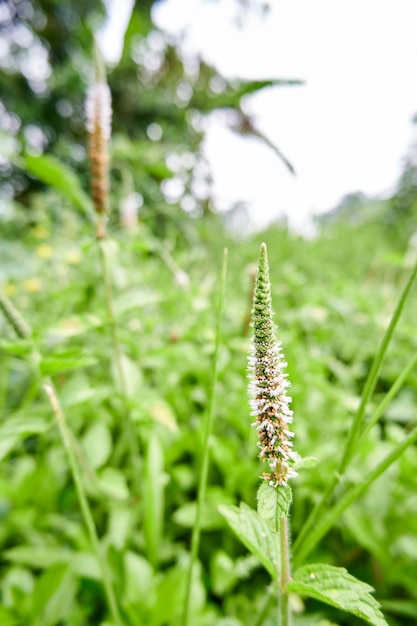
[288,564,388,626]
[15,154,94,217]
[257,482,293,531]
[219,503,280,579]
[2,1,417,625]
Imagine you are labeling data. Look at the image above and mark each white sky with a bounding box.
[102,0,417,232]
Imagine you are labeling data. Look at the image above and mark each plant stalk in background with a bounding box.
[85,46,112,239]
[85,48,142,498]
[182,248,228,626]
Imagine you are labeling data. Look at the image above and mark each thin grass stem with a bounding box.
[361,351,417,439]
[181,248,228,626]
[43,383,123,626]
[293,423,417,567]
[293,258,417,561]
[0,293,122,625]
[340,259,417,472]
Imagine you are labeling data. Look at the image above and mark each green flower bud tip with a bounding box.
[248,243,298,487]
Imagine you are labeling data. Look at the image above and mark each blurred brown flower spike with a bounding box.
[85,45,112,238]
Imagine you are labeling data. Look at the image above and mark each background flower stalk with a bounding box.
[85,47,112,238]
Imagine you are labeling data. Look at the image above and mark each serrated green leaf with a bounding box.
[257,482,292,531]
[16,154,93,216]
[288,564,388,626]
[219,503,279,578]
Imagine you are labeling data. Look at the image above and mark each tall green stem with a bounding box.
[97,240,141,495]
[278,516,291,626]
[0,292,122,625]
[43,383,123,626]
[181,249,228,626]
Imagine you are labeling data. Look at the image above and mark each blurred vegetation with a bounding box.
[1,1,417,625]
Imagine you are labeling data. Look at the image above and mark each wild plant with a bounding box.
[2,47,417,626]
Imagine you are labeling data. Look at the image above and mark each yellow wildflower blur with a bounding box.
[36,244,53,259]
[24,278,42,292]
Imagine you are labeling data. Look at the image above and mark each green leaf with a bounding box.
[97,468,129,500]
[218,503,279,578]
[154,562,205,624]
[111,354,143,398]
[0,340,34,356]
[30,563,76,626]
[4,547,71,569]
[173,501,222,530]
[16,154,93,216]
[123,552,155,607]
[0,606,19,626]
[70,553,100,581]
[0,414,49,460]
[112,288,162,317]
[40,354,98,375]
[257,482,292,531]
[288,564,388,626]
[82,422,112,469]
[47,315,102,339]
[293,456,319,471]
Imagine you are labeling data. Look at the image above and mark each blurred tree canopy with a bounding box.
[0,0,301,239]
[1,0,416,243]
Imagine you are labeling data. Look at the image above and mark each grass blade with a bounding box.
[181,248,228,626]
[293,258,417,561]
[293,424,417,567]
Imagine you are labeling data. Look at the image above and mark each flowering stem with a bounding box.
[181,248,228,626]
[249,243,297,488]
[249,244,296,625]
